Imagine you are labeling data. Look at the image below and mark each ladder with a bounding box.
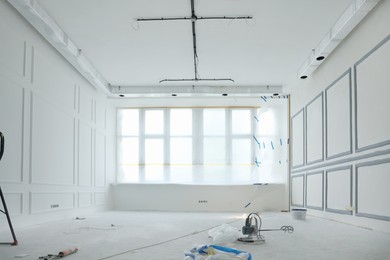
[0,132,18,246]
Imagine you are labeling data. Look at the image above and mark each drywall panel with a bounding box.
[326,166,352,214]
[31,94,74,185]
[0,193,23,217]
[30,192,75,214]
[33,46,75,110]
[95,131,106,187]
[306,171,323,210]
[78,192,92,208]
[78,121,92,186]
[291,109,304,168]
[325,70,352,159]
[94,192,106,206]
[356,160,390,220]
[306,94,324,164]
[0,77,24,183]
[0,22,24,77]
[79,85,93,121]
[291,175,304,207]
[355,35,390,151]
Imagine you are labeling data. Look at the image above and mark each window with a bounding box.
[117,107,260,182]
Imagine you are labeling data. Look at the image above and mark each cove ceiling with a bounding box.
[33,0,352,94]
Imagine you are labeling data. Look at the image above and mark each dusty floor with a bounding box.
[1,211,390,259]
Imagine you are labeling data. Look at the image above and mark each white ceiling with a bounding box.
[36,0,353,92]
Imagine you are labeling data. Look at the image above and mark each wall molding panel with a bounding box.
[291,174,305,207]
[326,166,353,215]
[30,94,75,186]
[0,0,113,225]
[291,109,305,169]
[325,69,352,160]
[356,159,390,221]
[291,29,390,229]
[305,93,324,165]
[306,171,324,210]
[354,34,390,152]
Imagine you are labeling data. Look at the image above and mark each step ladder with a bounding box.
[0,132,18,246]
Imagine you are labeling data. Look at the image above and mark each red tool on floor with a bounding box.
[38,248,79,260]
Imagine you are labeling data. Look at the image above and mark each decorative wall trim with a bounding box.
[305,170,324,210]
[325,68,352,160]
[291,174,305,207]
[305,93,324,165]
[355,158,390,221]
[354,34,390,152]
[292,148,390,174]
[291,109,305,169]
[325,165,353,215]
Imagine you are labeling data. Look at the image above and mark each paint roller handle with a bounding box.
[58,248,78,257]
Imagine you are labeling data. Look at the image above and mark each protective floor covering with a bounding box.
[1,211,390,259]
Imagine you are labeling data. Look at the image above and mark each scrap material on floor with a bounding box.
[0,211,390,259]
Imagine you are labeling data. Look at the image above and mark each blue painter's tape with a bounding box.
[271,141,274,150]
[280,138,282,146]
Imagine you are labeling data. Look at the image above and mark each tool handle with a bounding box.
[0,132,4,161]
[58,248,78,257]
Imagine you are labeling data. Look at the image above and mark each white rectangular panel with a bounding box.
[326,167,352,214]
[291,175,304,206]
[30,192,75,213]
[0,77,24,182]
[292,110,304,168]
[33,46,75,110]
[326,71,352,159]
[355,36,390,150]
[0,193,22,217]
[78,122,92,186]
[357,160,390,220]
[95,131,106,187]
[31,94,74,185]
[306,172,323,209]
[306,94,323,164]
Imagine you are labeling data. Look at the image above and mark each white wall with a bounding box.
[0,0,115,230]
[289,0,390,231]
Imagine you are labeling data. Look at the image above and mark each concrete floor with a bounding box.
[1,211,390,259]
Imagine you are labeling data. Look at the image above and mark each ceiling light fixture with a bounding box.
[7,0,110,94]
[298,0,380,79]
[135,0,252,84]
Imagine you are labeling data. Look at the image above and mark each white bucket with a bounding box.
[291,208,307,220]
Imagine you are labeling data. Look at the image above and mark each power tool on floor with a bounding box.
[238,212,294,244]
